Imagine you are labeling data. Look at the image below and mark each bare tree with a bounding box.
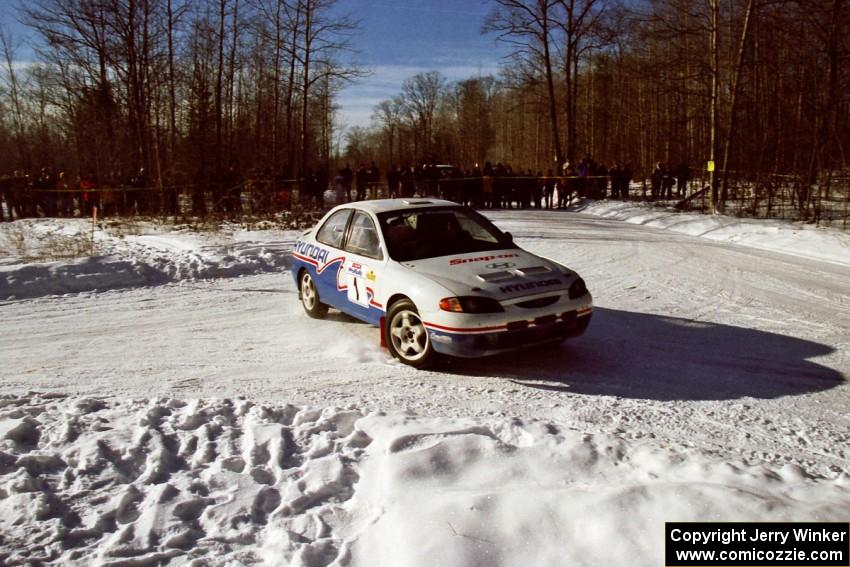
[720,0,756,209]
[400,71,445,162]
[709,0,719,212]
[24,0,119,176]
[453,77,496,167]
[372,97,402,167]
[0,26,30,169]
[166,0,189,186]
[296,0,361,177]
[215,0,228,174]
[250,0,291,168]
[485,0,564,165]
[552,0,607,162]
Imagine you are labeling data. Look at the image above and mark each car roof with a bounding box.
[335,198,460,215]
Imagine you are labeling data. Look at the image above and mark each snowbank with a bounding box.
[0,219,298,300]
[576,201,850,267]
[2,395,848,566]
[3,205,848,300]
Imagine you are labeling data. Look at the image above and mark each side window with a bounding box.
[316,209,352,249]
[344,211,383,260]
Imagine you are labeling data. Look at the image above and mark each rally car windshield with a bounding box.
[377,207,517,262]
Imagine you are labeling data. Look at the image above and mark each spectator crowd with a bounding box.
[0,167,175,221]
[1,158,694,221]
[332,157,647,210]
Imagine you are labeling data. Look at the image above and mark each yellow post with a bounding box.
[90,206,98,256]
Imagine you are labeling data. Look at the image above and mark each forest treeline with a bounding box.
[0,0,847,216]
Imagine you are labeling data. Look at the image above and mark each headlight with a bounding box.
[568,277,588,299]
[439,296,504,313]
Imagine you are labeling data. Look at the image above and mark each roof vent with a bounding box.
[478,271,515,282]
[515,266,551,276]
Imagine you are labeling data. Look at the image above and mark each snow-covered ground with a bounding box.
[579,200,850,267]
[0,217,316,300]
[1,206,849,565]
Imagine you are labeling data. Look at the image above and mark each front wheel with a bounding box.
[385,299,438,369]
[299,271,328,319]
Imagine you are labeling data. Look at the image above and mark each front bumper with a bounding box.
[425,307,592,358]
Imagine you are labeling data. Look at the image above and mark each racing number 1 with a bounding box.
[347,271,369,307]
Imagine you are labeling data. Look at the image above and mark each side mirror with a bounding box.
[503,231,514,244]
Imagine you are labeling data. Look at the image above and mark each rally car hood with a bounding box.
[399,249,575,299]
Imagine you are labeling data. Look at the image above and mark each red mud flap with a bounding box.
[379,316,387,349]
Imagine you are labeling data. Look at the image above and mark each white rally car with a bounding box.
[292,199,592,368]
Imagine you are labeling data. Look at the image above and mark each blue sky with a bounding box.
[1,0,509,130]
[335,0,509,129]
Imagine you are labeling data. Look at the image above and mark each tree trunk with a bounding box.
[167,0,178,185]
[300,0,313,179]
[285,1,302,176]
[709,0,720,213]
[541,10,564,166]
[272,0,283,167]
[721,0,755,206]
[226,0,239,161]
[216,0,226,174]
[0,31,30,169]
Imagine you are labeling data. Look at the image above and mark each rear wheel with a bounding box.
[299,271,328,319]
[385,299,437,368]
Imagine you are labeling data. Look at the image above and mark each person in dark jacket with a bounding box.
[130,167,149,214]
[223,163,242,215]
[368,161,381,199]
[341,163,353,202]
[387,165,400,198]
[0,175,14,221]
[663,164,675,199]
[564,161,580,207]
[400,164,415,198]
[35,168,56,217]
[675,162,690,197]
[317,167,329,209]
[651,162,664,200]
[544,170,555,208]
[355,164,368,201]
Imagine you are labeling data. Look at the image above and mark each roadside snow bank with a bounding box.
[2,395,848,566]
[4,206,849,299]
[578,201,850,267]
[0,219,297,299]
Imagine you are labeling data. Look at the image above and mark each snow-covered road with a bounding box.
[1,208,849,565]
[3,211,848,471]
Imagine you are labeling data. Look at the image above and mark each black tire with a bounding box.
[299,270,328,319]
[384,299,438,369]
